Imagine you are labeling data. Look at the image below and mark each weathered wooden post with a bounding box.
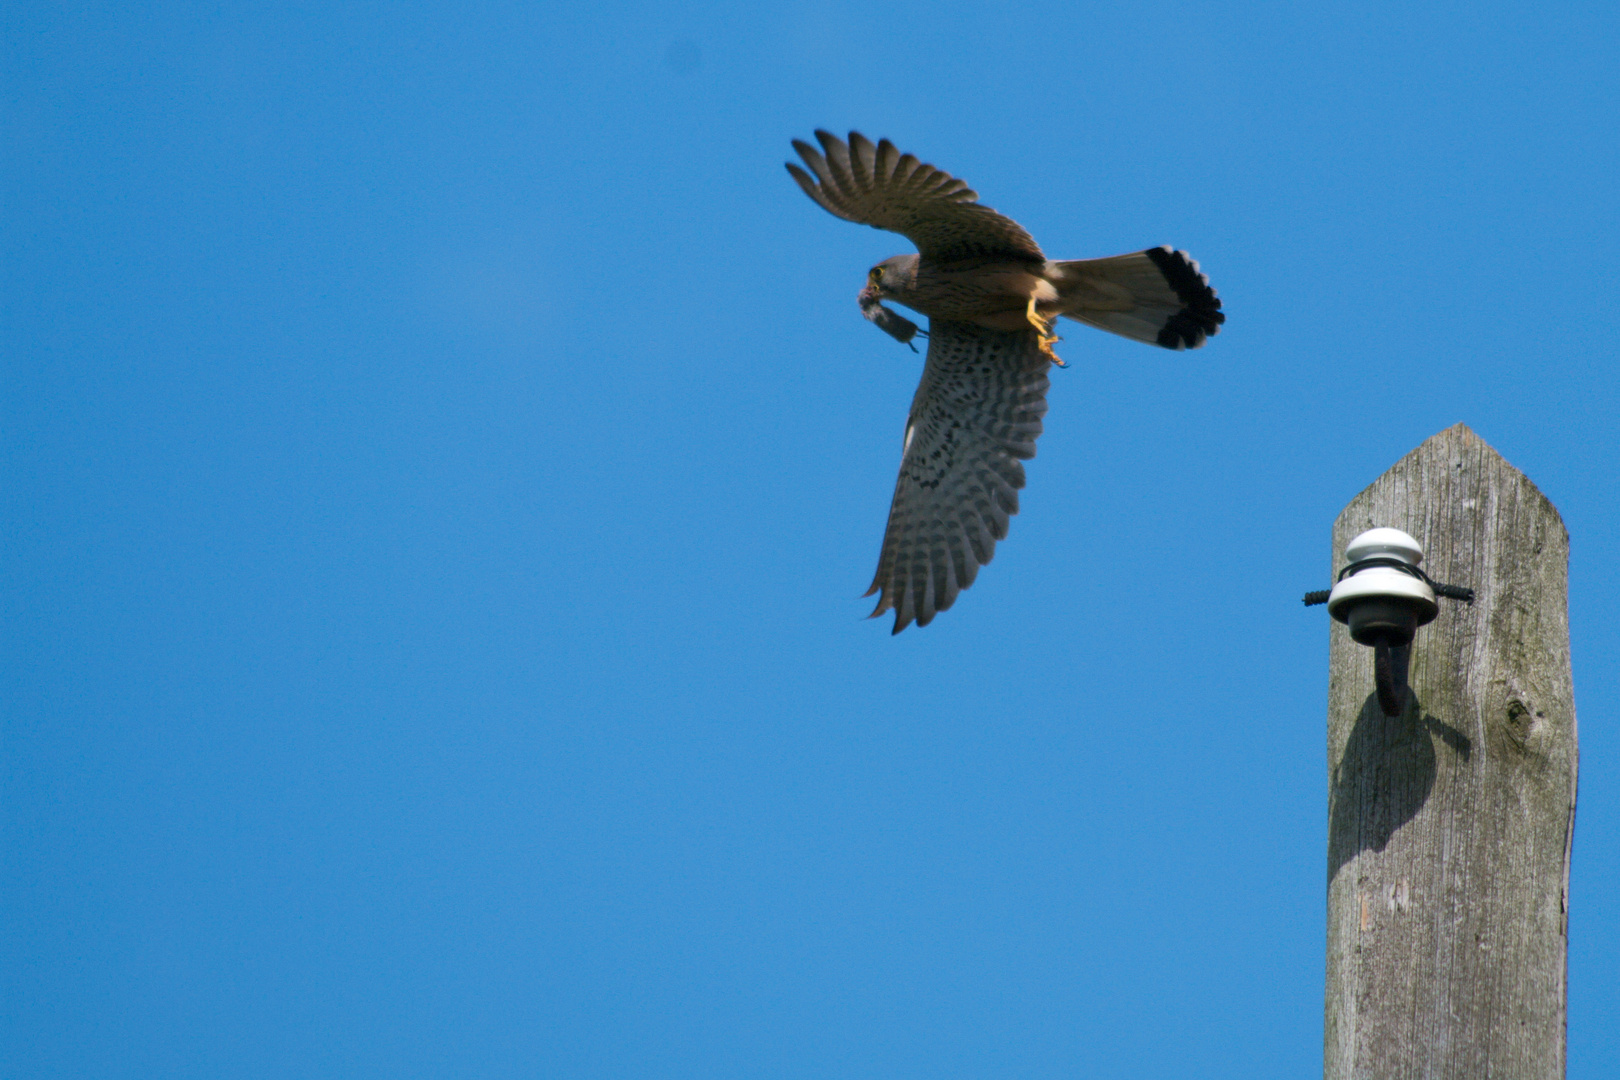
[1322,423,1578,1079]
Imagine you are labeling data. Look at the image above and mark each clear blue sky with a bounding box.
[5,2,1617,1077]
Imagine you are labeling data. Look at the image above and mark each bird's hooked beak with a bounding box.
[858,266,883,305]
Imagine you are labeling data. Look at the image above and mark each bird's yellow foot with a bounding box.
[1026,298,1066,367]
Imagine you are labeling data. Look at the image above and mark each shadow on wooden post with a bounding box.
[1323,424,1578,1080]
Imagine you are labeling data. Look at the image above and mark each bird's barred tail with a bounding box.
[1051,246,1223,349]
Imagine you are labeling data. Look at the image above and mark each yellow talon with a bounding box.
[1026,297,1066,367]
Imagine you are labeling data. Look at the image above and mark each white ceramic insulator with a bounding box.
[1343,527,1424,567]
[1326,526,1438,627]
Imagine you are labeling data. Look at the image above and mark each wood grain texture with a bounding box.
[1325,424,1578,1080]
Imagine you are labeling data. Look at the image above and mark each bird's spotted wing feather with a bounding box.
[866,321,1051,633]
[787,130,1045,263]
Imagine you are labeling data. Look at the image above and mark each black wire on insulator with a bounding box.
[1303,557,1474,607]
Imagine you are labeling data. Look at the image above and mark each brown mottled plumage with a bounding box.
[788,130,1224,632]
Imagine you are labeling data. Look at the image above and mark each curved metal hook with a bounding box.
[1373,641,1411,717]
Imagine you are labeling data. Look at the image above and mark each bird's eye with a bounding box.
[869,267,884,282]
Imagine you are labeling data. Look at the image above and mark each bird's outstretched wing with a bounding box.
[787,130,1045,263]
[866,321,1051,633]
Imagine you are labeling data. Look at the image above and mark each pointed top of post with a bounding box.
[1336,423,1566,543]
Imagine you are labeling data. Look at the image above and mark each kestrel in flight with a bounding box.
[787,130,1223,633]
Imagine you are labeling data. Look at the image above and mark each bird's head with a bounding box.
[859,254,919,304]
